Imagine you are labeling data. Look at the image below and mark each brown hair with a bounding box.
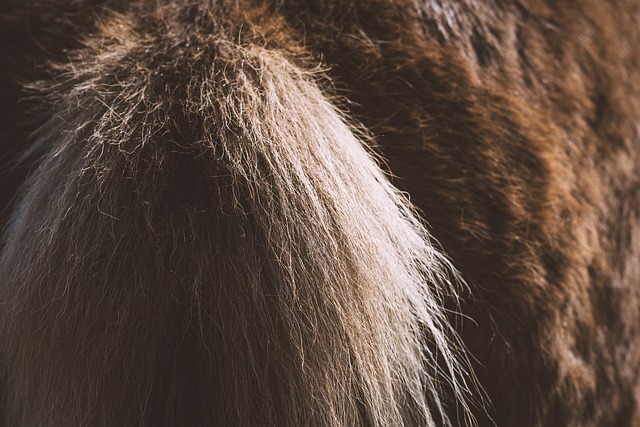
[0,4,474,426]
[2,0,640,426]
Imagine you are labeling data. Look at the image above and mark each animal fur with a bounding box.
[1,0,640,426]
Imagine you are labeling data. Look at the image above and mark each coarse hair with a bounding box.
[0,7,475,426]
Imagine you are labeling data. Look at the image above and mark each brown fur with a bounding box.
[1,0,640,426]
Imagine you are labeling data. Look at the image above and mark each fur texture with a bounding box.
[1,0,640,426]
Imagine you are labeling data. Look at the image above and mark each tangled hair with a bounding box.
[0,5,474,426]
[3,0,640,426]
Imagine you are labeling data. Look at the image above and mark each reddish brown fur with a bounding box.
[1,0,640,426]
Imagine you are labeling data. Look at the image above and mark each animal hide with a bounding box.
[1,1,639,426]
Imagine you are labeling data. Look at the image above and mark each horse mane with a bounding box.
[2,0,640,426]
[0,5,475,425]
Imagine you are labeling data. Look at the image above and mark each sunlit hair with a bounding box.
[0,10,474,426]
